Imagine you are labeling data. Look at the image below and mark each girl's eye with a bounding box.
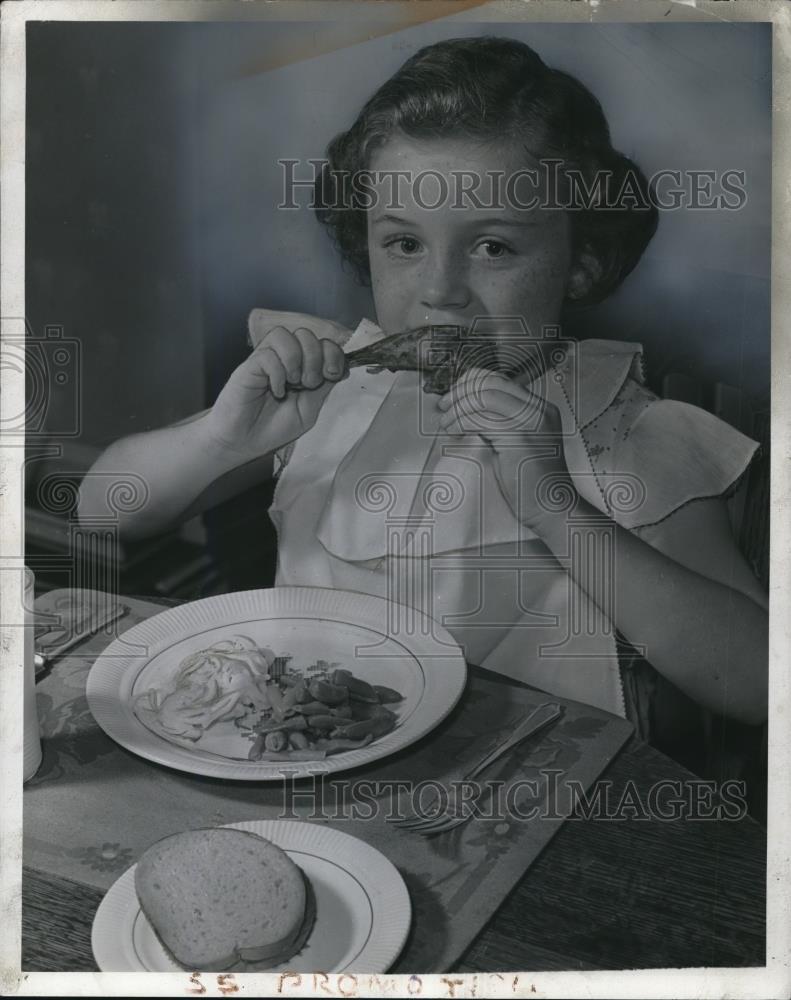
[473,239,514,259]
[384,236,422,256]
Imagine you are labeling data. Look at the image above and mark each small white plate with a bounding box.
[91,819,411,972]
[86,587,466,780]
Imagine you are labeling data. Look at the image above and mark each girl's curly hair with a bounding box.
[314,36,658,306]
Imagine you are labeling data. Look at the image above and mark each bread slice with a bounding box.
[135,828,314,970]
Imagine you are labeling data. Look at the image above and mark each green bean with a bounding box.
[331,669,379,703]
[248,733,265,761]
[264,731,288,753]
[295,701,335,716]
[305,714,338,732]
[317,734,374,755]
[280,686,298,713]
[267,684,287,717]
[248,665,403,760]
[253,715,308,735]
[308,679,348,705]
[374,684,404,704]
[329,719,372,740]
[350,681,379,703]
[350,702,396,722]
[331,713,396,741]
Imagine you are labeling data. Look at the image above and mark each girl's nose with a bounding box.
[419,253,471,313]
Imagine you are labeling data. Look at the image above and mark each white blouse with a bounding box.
[269,321,758,717]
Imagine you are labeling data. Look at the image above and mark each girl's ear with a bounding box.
[566,248,603,301]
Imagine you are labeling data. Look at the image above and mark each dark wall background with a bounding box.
[26,22,205,450]
[26,19,771,457]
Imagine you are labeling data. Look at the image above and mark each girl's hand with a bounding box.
[437,369,575,531]
[204,310,351,461]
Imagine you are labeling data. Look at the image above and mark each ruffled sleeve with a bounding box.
[581,378,759,531]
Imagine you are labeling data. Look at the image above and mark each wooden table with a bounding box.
[21,592,767,973]
[22,737,766,973]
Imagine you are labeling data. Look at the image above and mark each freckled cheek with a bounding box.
[370,262,414,330]
[474,267,561,324]
[499,253,567,318]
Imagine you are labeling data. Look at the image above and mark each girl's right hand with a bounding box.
[204,310,351,461]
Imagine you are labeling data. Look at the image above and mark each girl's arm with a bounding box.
[438,372,769,725]
[78,312,351,540]
[531,494,768,725]
[77,410,275,540]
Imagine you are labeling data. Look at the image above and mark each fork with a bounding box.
[390,701,564,837]
[34,601,128,676]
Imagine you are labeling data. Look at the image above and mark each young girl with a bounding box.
[80,37,767,732]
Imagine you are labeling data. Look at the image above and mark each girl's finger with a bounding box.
[450,366,512,393]
[440,421,463,437]
[250,345,288,399]
[445,387,537,420]
[248,308,353,349]
[442,369,540,408]
[437,389,505,426]
[293,328,324,388]
[438,376,496,412]
[321,338,347,381]
[264,326,305,385]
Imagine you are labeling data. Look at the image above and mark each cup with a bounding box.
[23,567,43,782]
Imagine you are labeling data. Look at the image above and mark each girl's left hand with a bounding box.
[437,369,576,531]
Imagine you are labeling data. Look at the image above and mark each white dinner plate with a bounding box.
[91,819,411,972]
[86,586,466,780]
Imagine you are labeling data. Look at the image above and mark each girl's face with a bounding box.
[367,135,574,361]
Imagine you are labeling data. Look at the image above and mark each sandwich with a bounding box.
[135,827,316,970]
